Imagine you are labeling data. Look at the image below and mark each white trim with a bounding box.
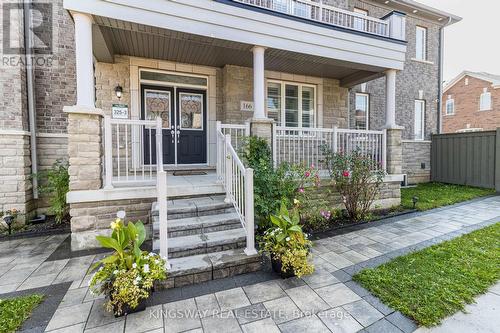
[411,58,434,65]
[36,132,69,138]
[445,98,455,115]
[444,71,500,93]
[402,139,431,143]
[415,25,427,61]
[479,90,492,111]
[414,99,425,140]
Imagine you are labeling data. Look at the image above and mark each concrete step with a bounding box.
[152,212,242,238]
[155,248,262,289]
[153,228,247,259]
[152,195,234,220]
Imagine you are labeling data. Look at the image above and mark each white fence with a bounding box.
[220,122,250,153]
[216,122,257,255]
[273,126,387,171]
[233,0,390,37]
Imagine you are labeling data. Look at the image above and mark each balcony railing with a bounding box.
[232,0,406,40]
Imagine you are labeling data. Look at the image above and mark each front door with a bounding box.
[141,85,207,165]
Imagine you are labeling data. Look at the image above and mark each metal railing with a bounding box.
[233,0,390,37]
[216,122,257,255]
[273,126,387,171]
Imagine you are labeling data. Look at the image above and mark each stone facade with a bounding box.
[386,128,403,175]
[442,75,500,133]
[348,0,442,183]
[402,141,431,184]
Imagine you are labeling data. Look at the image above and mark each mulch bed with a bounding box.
[0,216,70,240]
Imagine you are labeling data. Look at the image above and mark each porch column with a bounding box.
[252,46,266,120]
[385,69,397,128]
[250,46,274,143]
[384,69,403,175]
[73,12,95,107]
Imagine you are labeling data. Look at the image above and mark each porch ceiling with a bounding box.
[93,16,385,87]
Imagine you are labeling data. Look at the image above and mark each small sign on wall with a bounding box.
[112,104,129,119]
[240,101,254,112]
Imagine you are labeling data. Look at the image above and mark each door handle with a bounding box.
[170,129,175,144]
[176,129,180,144]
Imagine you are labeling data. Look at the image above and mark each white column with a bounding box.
[385,69,397,128]
[73,12,95,107]
[252,46,267,120]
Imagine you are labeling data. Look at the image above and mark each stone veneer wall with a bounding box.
[348,0,442,148]
[402,141,431,184]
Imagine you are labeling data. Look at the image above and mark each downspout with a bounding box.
[437,17,452,134]
[24,0,38,199]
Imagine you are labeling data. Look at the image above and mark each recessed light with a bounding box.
[385,0,390,3]
[438,17,443,21]
[413,9,418,13]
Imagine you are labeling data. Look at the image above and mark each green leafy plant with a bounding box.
[259,202,314,278]
[89,218,167,316]
[322,147,385,221]
[36,160,69,223]
[240,137,296,228]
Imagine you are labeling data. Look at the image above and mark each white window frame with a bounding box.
[479,89,492,111]
[445,98,455,115]
[415,26,427,61]
[414,99,425,140]
[266,79,317,128]
[354,93,370,130]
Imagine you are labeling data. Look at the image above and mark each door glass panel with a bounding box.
[145,90,170,128]
[141,71,207,86]
[285,84,299,127]
[179,93,203,130]
[302,86,314,128]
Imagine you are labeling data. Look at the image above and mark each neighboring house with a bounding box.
[442,71,500,133]
[0,0,459,282]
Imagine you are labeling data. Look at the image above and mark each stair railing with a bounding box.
[216,122,257,255]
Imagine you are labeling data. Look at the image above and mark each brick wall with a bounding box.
[442,76,500,133]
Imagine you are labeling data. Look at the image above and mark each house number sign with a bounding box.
[112,104,129,119]
[240,101,254,112]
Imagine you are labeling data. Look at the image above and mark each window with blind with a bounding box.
[415,26,427,61]
[267,80,316,127]
[355,93,369,130]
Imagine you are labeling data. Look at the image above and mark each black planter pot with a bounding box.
[270,256,295,279]
[110,293,149,317]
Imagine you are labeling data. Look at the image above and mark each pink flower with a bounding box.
[298,188,305,193]
[342,171,350,177]
[320,210,331,220]
[304,171,311,178]
[311,164,315,169]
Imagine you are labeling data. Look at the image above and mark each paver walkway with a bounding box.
[1,196,499,332]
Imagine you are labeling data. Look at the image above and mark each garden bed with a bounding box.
[0,216,70,240]
[0,294,44,333]
[353,222,500,327]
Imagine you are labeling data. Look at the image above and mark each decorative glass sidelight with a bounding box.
[179,93,204,130]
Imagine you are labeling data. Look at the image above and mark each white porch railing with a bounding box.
[103,116,159,188]
[273,126,387,172]
[233,0,391,38]
[220,122,251,153]
[216,122,257,255]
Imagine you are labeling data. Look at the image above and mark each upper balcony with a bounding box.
[226,0,406,41]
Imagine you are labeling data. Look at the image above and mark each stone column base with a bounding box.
[250,118,274,145]
[386,127,403,175]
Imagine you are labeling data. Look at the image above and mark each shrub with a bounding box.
[240,137,296,228]
[322,147,385,221]
[36,160,70,223]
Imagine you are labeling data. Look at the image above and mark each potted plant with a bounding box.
[89,217,168,317]
[260,202,314,278]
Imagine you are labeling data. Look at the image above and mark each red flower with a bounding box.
[342,171,350,177]
[304,171,311,178]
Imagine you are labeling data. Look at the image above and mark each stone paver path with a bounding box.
[1,196,500,332]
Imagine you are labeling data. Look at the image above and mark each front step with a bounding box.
[155,248,261,290]
[152,213,242,238]
[153,228,247,259]
[151,194,261,287]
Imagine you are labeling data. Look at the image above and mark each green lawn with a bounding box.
[401,182,495,211]
[0,294,44,333]
[353,223,500,327]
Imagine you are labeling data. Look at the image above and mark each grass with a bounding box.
[0,294,44,333]
[353,223,500,327]
[401,182,495,211]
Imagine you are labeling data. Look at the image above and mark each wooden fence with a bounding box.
[431,129,500,191]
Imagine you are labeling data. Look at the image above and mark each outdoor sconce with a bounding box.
[114,85,123,99]
[3,215,14,235]
[412,196,419,210]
